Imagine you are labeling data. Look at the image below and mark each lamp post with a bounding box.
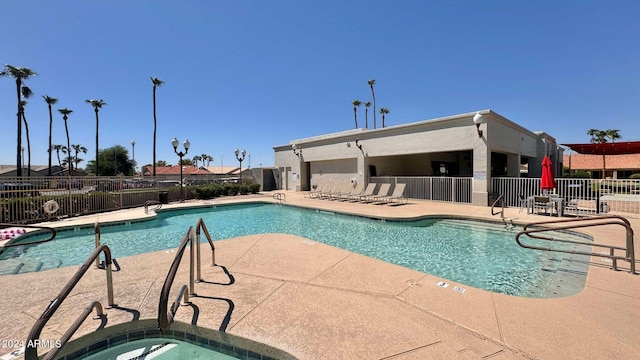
[131,140,136,175]
[172,137,190,202]
[234,148,246,183]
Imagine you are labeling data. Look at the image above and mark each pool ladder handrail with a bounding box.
[195,217,216,281]
[490,193,505,218]
[93,222,121,271]
[25,245,116,360]
[273,192,286,203]
[144,199,162,214]
[158,227,194,331]
[158,218,216,331]
[515,215,636,274]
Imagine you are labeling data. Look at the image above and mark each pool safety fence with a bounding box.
[492,177,640,215]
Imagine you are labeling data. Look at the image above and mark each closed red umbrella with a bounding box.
[540,155,556,190]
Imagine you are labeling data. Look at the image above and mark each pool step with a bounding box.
[0,257,63,275]
[15,258,44,273]
[0,259,23,275]
[39,257,63,270]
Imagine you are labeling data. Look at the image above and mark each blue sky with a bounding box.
[1,1,638,171]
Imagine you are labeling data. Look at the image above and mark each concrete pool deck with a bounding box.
[0,191,638,359]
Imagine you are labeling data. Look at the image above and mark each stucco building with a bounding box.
[273,110,563,206]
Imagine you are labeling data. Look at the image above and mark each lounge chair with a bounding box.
[364,183,391,203]
[320,183,344,200]
[339,183,363,201]
[306,183,326,199]
[375,183,407,205]
[349,183,376,202]
[308,183,330,199]
[327,183,352,200]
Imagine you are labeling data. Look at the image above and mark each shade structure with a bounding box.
[540,155,556,190]
[561,141,640,155]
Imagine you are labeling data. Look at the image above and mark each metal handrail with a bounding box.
[515,215,636,274]
[194,218,216,283]
[40,301,105,360]
[158,227,194,331]
[144,200,162,214]
[0,224,57,255]
[273,192,285,203]
[158,218,216,330]
[490,194,505,218]
[94,222,101,268]
[25,245,116,360]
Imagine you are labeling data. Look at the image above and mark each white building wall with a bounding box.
[274,110,550,206]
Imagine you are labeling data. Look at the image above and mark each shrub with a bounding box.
[193,184,224,199]
[630,173,640,179]
[568,171,591,178]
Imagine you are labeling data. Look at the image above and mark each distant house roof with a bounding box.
[203,166,240,175]
[0,165,66,176]
[141,165,241,176]
[147,165,213,175]
[562,141,640,155]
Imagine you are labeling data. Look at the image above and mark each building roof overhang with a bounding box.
[561,141,640,155]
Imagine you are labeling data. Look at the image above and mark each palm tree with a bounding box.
[206,155,214,166]
[58,108,73,174]
[20,99,33,176]
[86,99,107,175]
[368,79,376,129]
[43,95,58,175]
[352,100,362,128]
[72,144,88,169]
[606,129,621,143]
[364,101,371,129]
[379,107,390,128]
[201,154,209,168]
[52,144,64,168]
[61,146,70,169]
[192,155,202,168]
[587,128,621,179]
[1,65,37,176]
[151,77,164,176]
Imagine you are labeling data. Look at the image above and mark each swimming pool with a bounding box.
[0,203,591,297]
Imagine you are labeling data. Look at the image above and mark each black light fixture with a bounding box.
[131,139,136,174]
[355,138,363,150]
[172,137,190,202]
[473,111,485,138]
[235,148,246,183]
[292,144,301,156]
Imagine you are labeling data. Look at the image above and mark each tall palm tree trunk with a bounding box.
[152,85,158,176]
[94,109,100,175]
[369,80,376,129]
[47,105,53,175]
[15,79,23,176]
[22,111,31,177]
[64,119,72,173]
[56,148,62,168]
[353,107,358,128]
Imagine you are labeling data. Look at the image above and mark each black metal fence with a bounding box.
[0,176,198,224]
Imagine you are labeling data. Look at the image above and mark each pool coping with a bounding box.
[1,192,638,359]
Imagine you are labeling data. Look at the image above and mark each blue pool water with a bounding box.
[83,338,242,360]
[0,203,591,297]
